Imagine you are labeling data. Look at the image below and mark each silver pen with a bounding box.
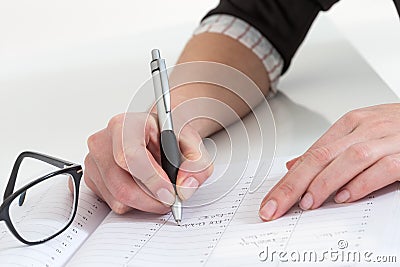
[150,49,182,225]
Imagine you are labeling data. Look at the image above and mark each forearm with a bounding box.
[170,32,270,138]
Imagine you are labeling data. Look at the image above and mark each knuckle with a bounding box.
[374,119,391,128]
[356,178,370,195]
[108,113,125,130]
[316,176,330,192]
[113,185,136,206]
[344,110,364,125]
[84,155,91,168]
[110,200,130,215]
[84,174,99,194]
[277,182,297,199]
[306,146,334,165]
[348,143,371,162]
[87,133,100,152]
[381,156,400,173]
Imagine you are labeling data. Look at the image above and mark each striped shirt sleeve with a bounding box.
[194,14,284,98]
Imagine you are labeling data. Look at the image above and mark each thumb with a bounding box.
[176,127,214,201]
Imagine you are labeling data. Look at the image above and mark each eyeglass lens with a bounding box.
[8,174,76,243]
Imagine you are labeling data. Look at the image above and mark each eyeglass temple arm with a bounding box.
[3,151,75,201]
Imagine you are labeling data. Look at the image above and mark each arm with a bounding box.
[84,25,275,214]
[172,1,400,223]
[86,0,400,221]
[170,31,270,138]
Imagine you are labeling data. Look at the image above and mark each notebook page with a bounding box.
[206,161,400,266]
[67,157,400,266]
[0,182,110,266]
[67,160,263,267]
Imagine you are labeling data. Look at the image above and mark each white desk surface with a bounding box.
[327,0,400,96]
[0,5,398,195]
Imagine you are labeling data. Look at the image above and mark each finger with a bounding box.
[84,155,105,199]
[84,175,104,201]
[258,134,363,221]
[108,113,130,171]
[98,155,170,214]
[84,175,104,203]
[84,154,131,214]
[303,135,400,210]
[108,113,160,170]
[108,113,175,205]
[176,126,214,200]
[309,109,368,149]
[288,110,365,170]
[334,154,400,203]
[292,108,391,171]
[286,130,368,174]
[88,129,171,213]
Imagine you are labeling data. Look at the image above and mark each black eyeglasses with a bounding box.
[0,151,82,245]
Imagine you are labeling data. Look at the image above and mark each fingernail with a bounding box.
[179,177,199,200]
[259,199,277,221]
[299,192,313,210]
[156,188,175,206]
[335,189,350,203]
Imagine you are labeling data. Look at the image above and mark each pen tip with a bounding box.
[176,220,181,226]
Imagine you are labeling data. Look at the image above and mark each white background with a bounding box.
[1,0,399,89]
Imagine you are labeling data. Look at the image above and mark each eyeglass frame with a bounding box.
[0,151,83,245]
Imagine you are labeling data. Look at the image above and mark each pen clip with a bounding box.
[151,49,171,114]
[158,59,171,114]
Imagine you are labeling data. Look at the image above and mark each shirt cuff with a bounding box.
[194,14,284,98]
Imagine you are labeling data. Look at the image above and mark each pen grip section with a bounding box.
[160,130,181,185]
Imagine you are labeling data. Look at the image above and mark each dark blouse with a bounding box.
[205,0,400,73]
